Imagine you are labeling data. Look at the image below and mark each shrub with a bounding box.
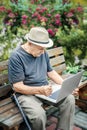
[57,27,87,64]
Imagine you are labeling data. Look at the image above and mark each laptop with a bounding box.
[35,71,83,104]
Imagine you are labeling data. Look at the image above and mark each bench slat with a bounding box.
[47,47,63,57]
[2,114,23,129]
[0,107,19,122]
[0,102,16,114]
[50,55,65,67]
[0,97,12,107]
[53,63,66,74]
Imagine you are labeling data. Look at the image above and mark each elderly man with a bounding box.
[8,27,78,130]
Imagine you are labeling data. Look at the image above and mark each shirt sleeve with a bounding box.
[45,52,53,72]
[8,54,25,84]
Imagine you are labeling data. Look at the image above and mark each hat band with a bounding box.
[28,37,49,44]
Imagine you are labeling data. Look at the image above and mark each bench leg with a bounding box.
[10,125,20,130]
[13,125,20,130]
[0,126,9,130]
[2,125,20,130]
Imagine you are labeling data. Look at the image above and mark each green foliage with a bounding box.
[57,27,87,64]
[83,71,87,77]
[0,24,30,61]
[0,31,17,61]
[10,0,29,12]
[55,0,72,12]
[65,63,80,74]
[0,0,9,8]
[81,23,87,33]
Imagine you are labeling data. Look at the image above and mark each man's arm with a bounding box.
[47,70,63,85]
[13,81,52,96]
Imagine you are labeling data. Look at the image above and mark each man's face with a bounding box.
[30,43,45,57]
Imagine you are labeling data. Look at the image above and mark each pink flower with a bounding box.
[22,15,28,19]
[40,17,47,22]
[47,14,51,17]
[42,7,47,12]
[39,9,44,14]
[55,14,60,19]
[32,12,39,18]
[36,6,47,14]
[8,13,15,18]
[0,6,6,12]
[47,29,55,37]
[55,19,61,26]
[76,7,83,13]
[37,14,41,21]
[67,12,73,18]
[21,19,27,25]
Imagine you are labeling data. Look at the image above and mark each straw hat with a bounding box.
[25,27,53,48]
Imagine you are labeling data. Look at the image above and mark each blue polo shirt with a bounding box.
[8,46,53,87]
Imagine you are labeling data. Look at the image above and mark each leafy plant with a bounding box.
[10,0,29,12]
[64,63,81,74]
[57,27,87,64]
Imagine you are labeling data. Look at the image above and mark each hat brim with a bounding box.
[25,34,53,48]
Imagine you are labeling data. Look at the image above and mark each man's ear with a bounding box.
[28,42,32,46]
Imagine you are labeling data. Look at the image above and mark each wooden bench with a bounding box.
[0,47,87,130]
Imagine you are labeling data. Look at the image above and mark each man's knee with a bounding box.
[65,94,75,112]
[66,94,75,105]
[59,94,75,111]
[29,107,46,122]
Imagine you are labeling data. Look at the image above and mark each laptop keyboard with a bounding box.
[49,90,60,100]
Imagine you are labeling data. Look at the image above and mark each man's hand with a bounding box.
[72,88,79,97]
[40,85,52,96]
